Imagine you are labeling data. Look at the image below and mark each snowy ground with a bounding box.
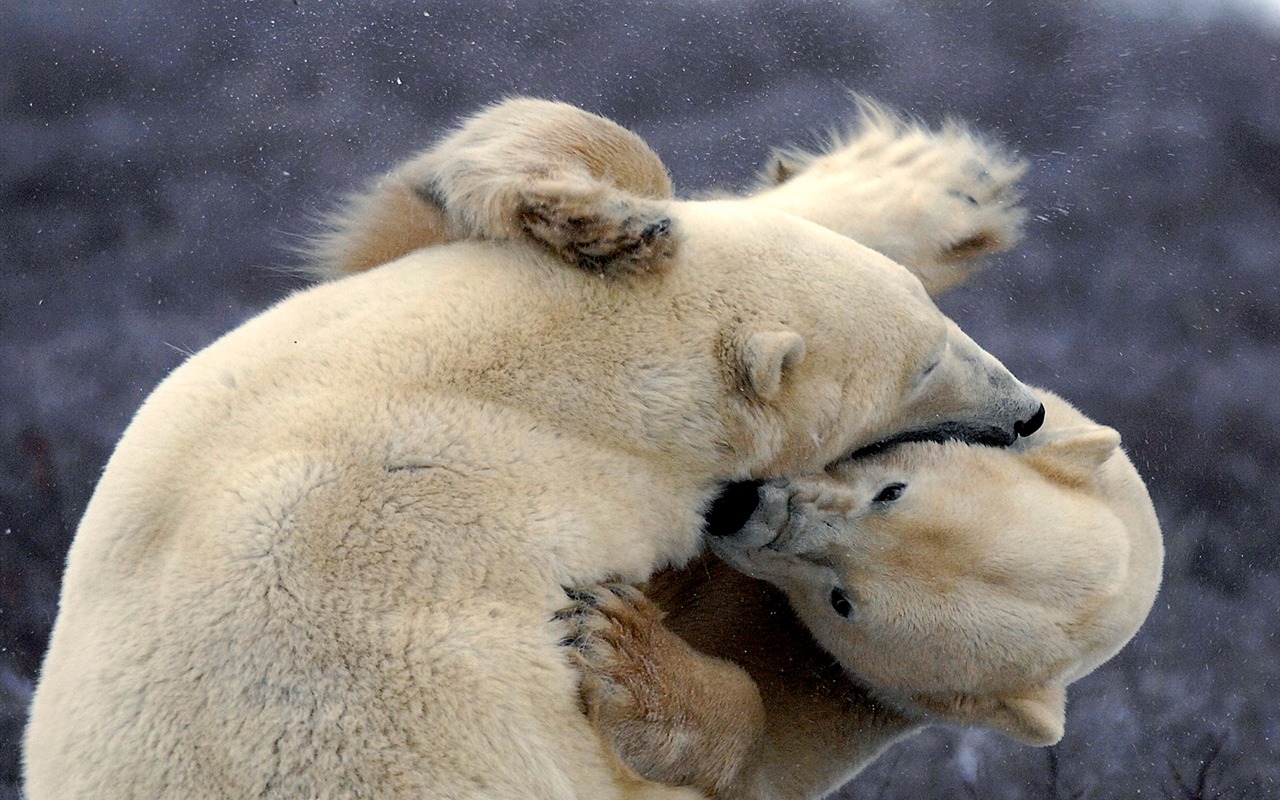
[3,1,1278,796]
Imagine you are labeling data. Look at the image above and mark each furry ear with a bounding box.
[740,331,806,401]
[984,685,1067,746]
[914,684,1066,746]
[1024,426,1122,487]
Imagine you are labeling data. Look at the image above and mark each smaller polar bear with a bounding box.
[565,390,1163,800]
[308,97,1026,293]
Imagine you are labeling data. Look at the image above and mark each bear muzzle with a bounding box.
[703,480,763,538]
[701,401,1044,540]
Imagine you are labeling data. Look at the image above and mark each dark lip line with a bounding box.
[835,422,1016,465]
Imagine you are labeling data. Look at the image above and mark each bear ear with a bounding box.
[914,685,1066,746]
[983,685,1067,746]
[1024,425,1122,487]
[740,331,806,402]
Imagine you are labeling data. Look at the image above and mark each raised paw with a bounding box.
[557,582,764,795]
[751,101,1028,296]
[518,178,677,276]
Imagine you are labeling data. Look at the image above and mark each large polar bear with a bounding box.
[23,101,1045,799]
[567,389,1163,800]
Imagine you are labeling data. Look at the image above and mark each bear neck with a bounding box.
[339,243,756,478]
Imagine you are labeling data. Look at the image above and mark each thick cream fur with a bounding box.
[746,99,1027,295]
[579,390,1161,799]
[23,196,1043,799]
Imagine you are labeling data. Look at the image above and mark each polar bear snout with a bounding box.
[703,480,763,538]
[908,321,1047,449]
[707,483,793,552]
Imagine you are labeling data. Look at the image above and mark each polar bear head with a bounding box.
[304,96,1046,483]
[706,391,1163,745]
[608,200,1046,482]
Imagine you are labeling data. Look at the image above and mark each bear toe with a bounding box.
[518,181,676,276]
[557,583,669,708]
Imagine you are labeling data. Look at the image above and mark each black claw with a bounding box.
[640,218,671,242]
[551,606,580,622]
[575,252,612,273]
[562,587,599,606]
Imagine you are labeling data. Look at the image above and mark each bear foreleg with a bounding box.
[559,583,765,798]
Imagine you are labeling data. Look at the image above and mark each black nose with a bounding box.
[1014,403,1046,438]
[703,481,762,537]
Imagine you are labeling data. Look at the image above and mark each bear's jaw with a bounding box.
[835,418,1029,463]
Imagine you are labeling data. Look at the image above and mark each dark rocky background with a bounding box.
[2,0,1277,796]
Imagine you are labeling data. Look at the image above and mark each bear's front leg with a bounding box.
[559,583,766,797]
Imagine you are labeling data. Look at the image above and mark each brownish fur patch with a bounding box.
[516,180,676,276]
[565,582,765,796]
[939,231,1001,263]
[318,182,452,276]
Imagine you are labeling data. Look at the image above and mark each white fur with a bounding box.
[708,390,1163,798]
[747,98,1027,295]
[24,196,1043,798]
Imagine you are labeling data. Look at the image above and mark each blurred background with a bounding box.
[2,0,1277,796]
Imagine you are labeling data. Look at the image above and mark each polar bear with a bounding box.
[565,390,1163,799]
[308,97,1026,290]
[22,106,1047,798]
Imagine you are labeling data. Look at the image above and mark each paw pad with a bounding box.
[518,184,676,276]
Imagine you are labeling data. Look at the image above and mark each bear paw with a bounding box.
[757,101,1028,295]
[557,582,764,795]
[931,154,1027,263]
[558,582,670,715]
[518,178,676,276]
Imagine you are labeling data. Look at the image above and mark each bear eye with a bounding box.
[872,482,906,503]
[830,587,853,618]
